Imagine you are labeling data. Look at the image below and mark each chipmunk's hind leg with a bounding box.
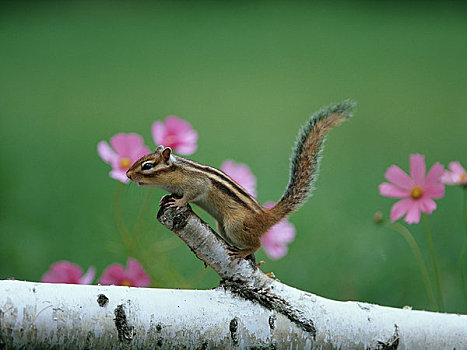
[221,213,263,262]
[227,245,260,263]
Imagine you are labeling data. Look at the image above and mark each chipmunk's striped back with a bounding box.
[176,157,263,212]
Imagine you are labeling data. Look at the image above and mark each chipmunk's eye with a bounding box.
[142,162,155,170]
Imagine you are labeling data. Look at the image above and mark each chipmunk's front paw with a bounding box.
[160,195,186,209]
[159,194,175,208]
[166,198,186,208]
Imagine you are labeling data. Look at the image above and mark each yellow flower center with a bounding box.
[120,158,132,169]
[121,280,132,287]
[461,172,467,182]
[410,186,423,199]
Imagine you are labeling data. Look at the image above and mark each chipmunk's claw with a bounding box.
[167,198,185,208]
[160,194,185,209]
[159,194,173,207]
[227,247,254,263]
[227,247,243,262]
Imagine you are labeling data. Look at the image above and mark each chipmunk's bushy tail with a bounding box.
[269,100,355,222]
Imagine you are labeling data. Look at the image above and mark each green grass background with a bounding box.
[1,1,466,313]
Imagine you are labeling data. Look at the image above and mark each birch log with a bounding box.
[1,280,466,349]
[1,200,466,349]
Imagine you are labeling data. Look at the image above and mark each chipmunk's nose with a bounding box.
[126,169,133,180]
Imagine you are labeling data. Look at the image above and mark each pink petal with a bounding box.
[441,162,467,185]
[221,160,257,197]
[389,198,412,222]
[179,128,198,143]
[423,163,445,199]
[126,258,151,287]
[176,144,198,155]
[99,264,127,285]
[385,165,413,190]
[152,120,167,146]
[404,202,421,224]
[165,116,194,134]
[126,258,143,276]
[260,213,296,260]
[263,243,288,260]
[79,266,96,285]
[419,197,437,214]
[174,131,198,155]
[129,145,151,162]
[379,182,410,198]
[261,232,288,259]
[41,261,83,284]
[272,220,296,243]
[441,171,455,185]
[97,141,118,164]
[152,116,198,155]
[449,161,466,176]
[110,170,130,184]
[423,183,445,199]
[410,154,426,186]
[110,133,145,157]
[425,162,444,186]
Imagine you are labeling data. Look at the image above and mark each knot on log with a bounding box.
[221,279,317,339]
[114,304,135,344]
[157,194,192,231]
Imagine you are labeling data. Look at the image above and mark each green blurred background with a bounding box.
[1,1,466,313]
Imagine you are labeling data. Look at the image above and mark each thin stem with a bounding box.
[141,242,188,288]
[459,242,467,313]
[389,222,437,310]
[132,188,155,245]
[459,186,467,312]
[114,182,137,256]
[464,186,467,235]
[422,214,444,312]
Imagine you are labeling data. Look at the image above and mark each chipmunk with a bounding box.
[126,100,354,259]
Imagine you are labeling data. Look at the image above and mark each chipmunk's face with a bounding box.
[126,146,175,185]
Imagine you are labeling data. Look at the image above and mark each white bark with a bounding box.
[1,280,466,349]
[1,201,466,349]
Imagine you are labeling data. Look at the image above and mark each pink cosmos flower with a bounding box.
[152,116,198,155]
[98,258,151,287]
[379,154,445,224]
[41,261,96,284]
[221,159,257,197]
[260,202,296,260]
[98,133,151,183]
[441,161,467,186]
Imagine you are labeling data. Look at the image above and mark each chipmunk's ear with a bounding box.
[161,147,172,163]
[155,145,164,153]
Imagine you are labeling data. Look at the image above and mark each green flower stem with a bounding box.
[464,185,467,234]
[459,186,467,312]
[389,222,437,310]
[114,182,137,256]
[422,214,444,312]
[132,188,155,244]
[459,243,467,312]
